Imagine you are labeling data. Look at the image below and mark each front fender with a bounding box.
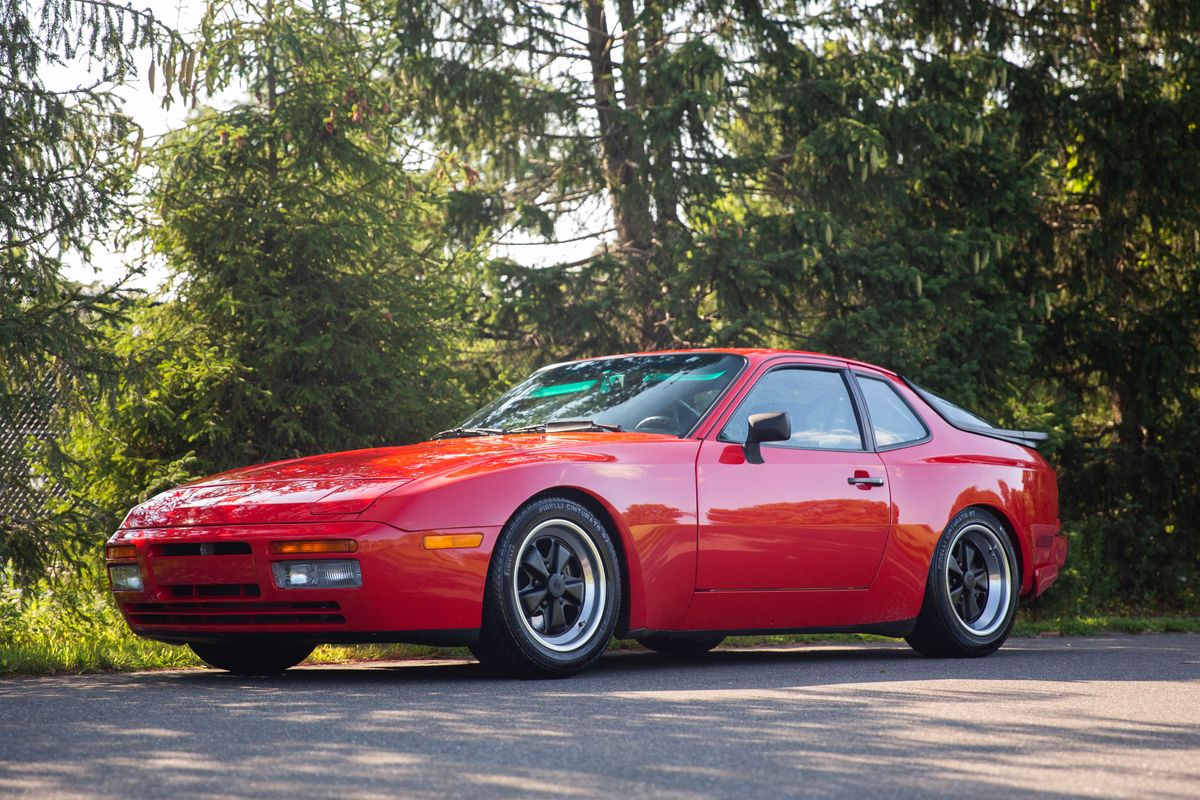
[361,439,704,632]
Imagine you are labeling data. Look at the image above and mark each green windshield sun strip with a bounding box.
[529,379,599,398]
[641,370,727,383]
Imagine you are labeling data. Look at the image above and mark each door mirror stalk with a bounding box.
[744,412,790,464]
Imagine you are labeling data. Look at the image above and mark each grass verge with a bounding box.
[4,613,1199,675]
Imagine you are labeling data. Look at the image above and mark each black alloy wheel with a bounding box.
[906,507,1019,658]
[472,496,621,678]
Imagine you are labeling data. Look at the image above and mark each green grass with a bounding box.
[7,616,1200,675]
[307,643,470,665]
[0,626,202,674]
[0,576,203,674]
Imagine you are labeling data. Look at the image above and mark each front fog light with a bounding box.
[109,564,144,592]
[272,559,362,589]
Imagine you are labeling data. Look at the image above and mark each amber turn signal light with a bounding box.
[269,539,358,555]
[423,533,484,550]
[105,544,137,560]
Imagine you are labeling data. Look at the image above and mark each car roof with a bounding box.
[541,348,900,379]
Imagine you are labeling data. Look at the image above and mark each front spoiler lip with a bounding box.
[135,627,480,648]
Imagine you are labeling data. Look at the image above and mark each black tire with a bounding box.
[471,496,621,678]
[637,635,725,656]
[906,507,1019,658]
[188,642,314,674]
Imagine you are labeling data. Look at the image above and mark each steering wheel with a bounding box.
[634,415,680,434]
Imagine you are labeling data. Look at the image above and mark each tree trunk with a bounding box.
[583,0,665,349]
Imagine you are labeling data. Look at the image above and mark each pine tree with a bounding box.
[0,0,184,582]
[382,0,792,358]
[61,0,477,531]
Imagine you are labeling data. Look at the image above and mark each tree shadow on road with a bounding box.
[1,635,1197,800]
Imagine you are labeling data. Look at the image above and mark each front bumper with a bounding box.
[106,521,500,645]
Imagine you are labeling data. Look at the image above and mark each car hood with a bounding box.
[119,433,671,529]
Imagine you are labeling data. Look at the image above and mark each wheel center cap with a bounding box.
[547,574,565,598]
[964,572,977,590]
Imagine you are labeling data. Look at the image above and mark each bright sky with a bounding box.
[52,0,207,289]
[52,0,602,292]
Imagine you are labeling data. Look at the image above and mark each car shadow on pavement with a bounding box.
[165,632,1199,687]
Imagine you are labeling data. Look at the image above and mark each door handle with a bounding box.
[847,476,884,486]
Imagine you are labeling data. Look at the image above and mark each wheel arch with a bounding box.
[497,485,638,638]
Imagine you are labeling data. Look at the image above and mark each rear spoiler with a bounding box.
[958,426,1048,450]
[901,378,1049,451]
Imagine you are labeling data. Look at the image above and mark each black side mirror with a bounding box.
[744,412,790,464]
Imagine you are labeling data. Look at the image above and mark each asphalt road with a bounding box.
[1,634,1198,799]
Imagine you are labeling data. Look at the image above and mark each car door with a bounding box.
[695,364,892,590]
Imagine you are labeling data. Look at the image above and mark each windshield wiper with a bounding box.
[508,419,623,434]
[431,426,508,440]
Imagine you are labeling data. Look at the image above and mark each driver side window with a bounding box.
[721,368,864,451]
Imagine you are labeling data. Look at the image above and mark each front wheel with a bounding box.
[906,507,1019,658]
[189,642,314,674]
[471,496,621,678]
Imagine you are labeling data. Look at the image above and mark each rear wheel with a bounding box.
[637,635,725,656]
[471,496,620,678]
[188,642,314,674]
[906,507,1019,658]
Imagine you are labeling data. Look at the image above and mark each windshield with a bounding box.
[460,353,745,436]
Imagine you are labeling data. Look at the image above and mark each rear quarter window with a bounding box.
[857,376,928,448]
[918,387,995,429]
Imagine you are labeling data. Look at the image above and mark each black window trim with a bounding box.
[850,371,932,452]
[900,377,1049,450]
[716,364,871,454]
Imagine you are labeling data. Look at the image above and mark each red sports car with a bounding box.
[106,349,1065,676]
